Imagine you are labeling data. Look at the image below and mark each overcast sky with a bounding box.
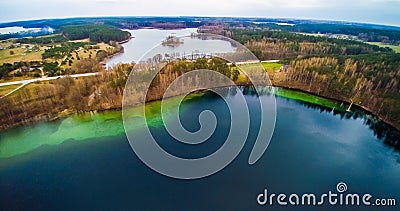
[0,0,399,26]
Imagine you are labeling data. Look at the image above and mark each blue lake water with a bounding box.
[105,28,236,67]
[0,88,399,210]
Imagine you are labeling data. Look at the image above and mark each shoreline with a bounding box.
[271,84,400,132]
[1,85,399,134]
[100,35,133,68]
[118,33,133,44]
[0,31,399,133]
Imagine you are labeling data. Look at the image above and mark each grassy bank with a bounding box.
[273,87,346,111]
[367,42,400,53]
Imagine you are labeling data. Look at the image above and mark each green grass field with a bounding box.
[261,62,282,72]
[367,42,400,53]
[262,62,282,79]
[0,47,44,65]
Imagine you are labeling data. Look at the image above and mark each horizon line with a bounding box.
[0,15,399,28]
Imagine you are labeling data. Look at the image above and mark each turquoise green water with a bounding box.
[0,110,122,158]
[1,87,399,210]
[0,93,202,158]
[0,88,382,159]
[0,88,395,159]
[274,87,346,110]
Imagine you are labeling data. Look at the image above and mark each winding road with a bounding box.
[0,60,280,99]
[0,72,99,98]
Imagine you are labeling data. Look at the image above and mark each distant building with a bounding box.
[20,66,30,72]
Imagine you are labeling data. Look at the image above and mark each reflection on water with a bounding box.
[292,98,400,151]
[106,28,237,67]
[1,87,399,210]
[237,86,400,152]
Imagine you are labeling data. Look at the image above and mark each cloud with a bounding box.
[91,0,119,3]
[269,0,330,8]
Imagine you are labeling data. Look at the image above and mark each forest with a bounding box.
[61,24,131,43]
[2,16,400,44]
[230,29,400,129]
[0,24,128,80]
[238,22,400,45]
[0,58,239,130]
[231,29,393,60]
[1,58,399,149]
[0,63,134,130]
[16,35,68,44]
[1,17,399,150]
[42,42,87,59]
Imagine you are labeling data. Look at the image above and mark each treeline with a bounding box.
[42,42,87,59]
[16,35,68,44]
[294,96,400,150]
[0,61,42,79]
[0,17,203,32]
[231,28,400,129]
[165,58,239,80]
[0,30,53,41]
[250,23,400,45]
[231,29,393,60]
[0,63,134,130]
[1,48,112,79]
[127,58,240,102]
[273,55,400,129]
[0,63,14,79]
[42,57,108,76]
[61,24,131,43]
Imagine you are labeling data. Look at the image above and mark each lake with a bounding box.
[0,87,399,210]
[105,28,236,67]
[1,28,399,210]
